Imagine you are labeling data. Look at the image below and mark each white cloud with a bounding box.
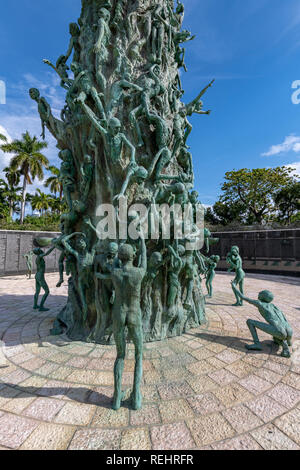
[262,135,300,157]
[285,161,300,177]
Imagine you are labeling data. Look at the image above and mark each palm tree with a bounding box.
[0,133,7,142]
[31,189,51,216]
[3,166,21,188]
[0,179,22,219]
[44,165,62,199]
[0,131,49,223]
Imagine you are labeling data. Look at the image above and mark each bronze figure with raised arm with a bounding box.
[232,283,293,358]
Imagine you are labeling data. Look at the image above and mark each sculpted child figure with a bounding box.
[33,246,55,312]
[205,255,220,299]
[232,283,293,358]
[227,245,245,306]
[96,232,147,411]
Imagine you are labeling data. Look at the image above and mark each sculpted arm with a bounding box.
[41,246,56,258]
[187,80,214,109]
[231,283,261,307]
[121,134,136,163]
[79,101,108,137]
[139,232,147,273]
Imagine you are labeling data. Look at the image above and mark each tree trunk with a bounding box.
[20,176,27,224]
[35,0,207,343]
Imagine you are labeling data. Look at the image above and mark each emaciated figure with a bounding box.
[23,250,34,279]
[205,255,220,298]
[62,233,96,323]
[227,245,245,306]
[232,283,293,358]
[96,234,147,411]
[33,246,55,312]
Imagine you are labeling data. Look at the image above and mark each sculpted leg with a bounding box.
[246,319,287,353]
[129,106,144,147]
[128,323,143,410]
[78,277,88,322]
[232,275,242,306]
[56,252,65,288]
[113,325,126,410]
[34,281,41,309]
[39,279,50,312]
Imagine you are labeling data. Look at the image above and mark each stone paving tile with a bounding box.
[130,404,161,426]
[23,397,65,421]
[267,383,300,408]
[239,375,273,396]
[121,428,152,450]
[208,369,237,386]
[187,393,224,415]
[69,429,121,450]
[245,395,288,423]
[254,367,282,385]
[274,408,300,445]
[250,424,299,450]
[221,404,263,433]
[213,383,254,407]
[159,399,194,423]
[225,360,255,378]
[211,435,263,450]
[187,413,235,447]
[91,407,129,428]
[20,423,76,450]
[2,392,36,414]
[54,402,96,426]
[186,376,217,394]
[150,422,196,450]
[281,372,300,390]
[157,381,194,400]
[215,349,244,364]
[0,413,39,449]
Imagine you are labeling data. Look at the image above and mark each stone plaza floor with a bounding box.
[0,272,299,450]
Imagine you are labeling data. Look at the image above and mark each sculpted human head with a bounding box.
[258,290,274,303]
[108,117,121,136]
[119,244,134,262]
[29,88,40,101]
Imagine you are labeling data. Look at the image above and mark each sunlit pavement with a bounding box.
[0,272,299,450]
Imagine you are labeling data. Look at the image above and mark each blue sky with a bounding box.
[0,0,300,205]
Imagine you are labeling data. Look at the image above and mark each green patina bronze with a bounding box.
[30,0,217,407]
[23,250,34,279]
[33,246,55,312]
[232,283,293,358]
[204,254,220,299]
[227,245,245,306]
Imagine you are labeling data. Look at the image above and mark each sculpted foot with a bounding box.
[39,307,49,312]
[246,342,263,351]
[130,390,142,410]
[281,348,291,358]
[33,305,39,310]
